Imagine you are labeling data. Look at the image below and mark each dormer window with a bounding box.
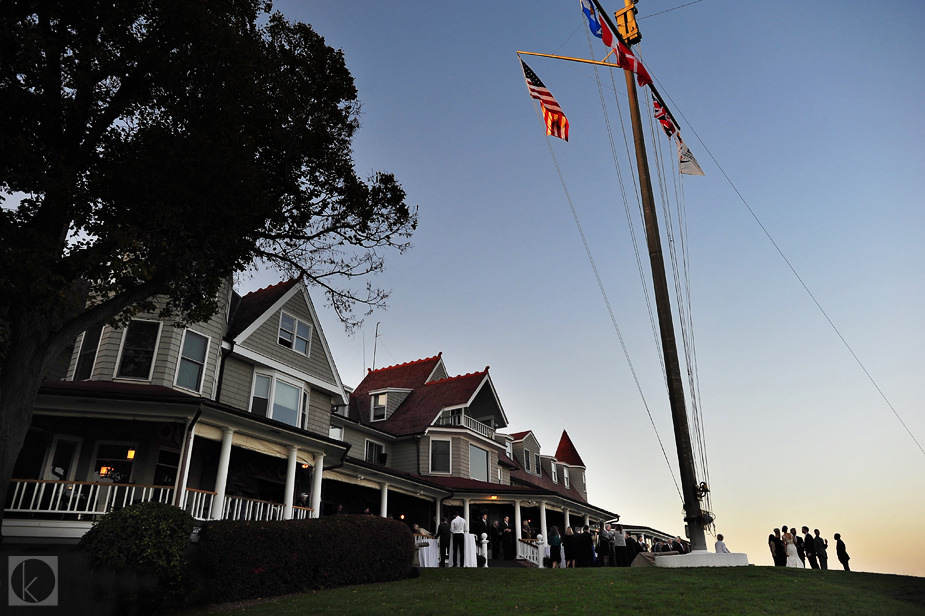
[524,449,531,472]
[278,312,312,355]
[551,464,558,483]
[564,467,570,488]
[534,453,541,476]
[371,393,386,421]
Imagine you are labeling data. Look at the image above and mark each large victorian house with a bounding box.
[5,279,618,549]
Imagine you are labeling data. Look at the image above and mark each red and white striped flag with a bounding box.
[521,59,569,141]
[596,14,652,87]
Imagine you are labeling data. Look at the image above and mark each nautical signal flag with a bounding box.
[653,95,677,138]
[521,59,569,141]
[580,0,602,39]
[677,138,705,176]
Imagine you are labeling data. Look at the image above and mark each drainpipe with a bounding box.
[174,403,202,508]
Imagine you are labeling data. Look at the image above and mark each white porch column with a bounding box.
[283,445,298,520]
[435,497,443,530]
[210,427,234,520]
[583,513,590,528]
[379,483,389,517]
[514,500,522,540]
[539,501,548,543]
[176,427,196,509]
[463,498,470,532]
[564,508,571,531]
[310,452,324,518]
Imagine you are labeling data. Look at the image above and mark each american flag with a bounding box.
[521,59,569,141]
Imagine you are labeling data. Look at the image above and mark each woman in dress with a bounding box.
[782,526,804,568]
[563,526,576,568]
[548,526,562,568]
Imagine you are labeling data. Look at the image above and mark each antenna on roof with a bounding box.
[372,322,381,370]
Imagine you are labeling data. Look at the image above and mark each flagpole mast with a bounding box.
[591,0,708,552]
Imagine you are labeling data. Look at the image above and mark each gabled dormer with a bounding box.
[367,387,412,422]
[509,430,543,478]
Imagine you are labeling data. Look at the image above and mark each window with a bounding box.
[505,440,513,459]
[524,449,531,472]
[94,443,136,483]
[371,393,386,421]
[365,440,384,464]
[564,467,570,488]
[74,324,103,381]
[497,468,503,482]
[154,449,180,486]
[430,439,450,474]
[278,312,312,355]
[176,330,209,392]
[551,464,558,483]
[329,425,344,440]
[117,320,161,379]
[534,453,541,476]
[249,373,306,429]
[469,444,488,482]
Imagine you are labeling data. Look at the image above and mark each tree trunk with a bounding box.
[0,309,72,541]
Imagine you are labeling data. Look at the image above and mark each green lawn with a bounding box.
[173,566,925,616]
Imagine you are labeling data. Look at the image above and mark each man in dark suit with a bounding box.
[472,513,489,546]
[802,526,819,569]
[834,533,850,571]
[813,529,829,570]
[501,515,514,560]
[436,517,451,567]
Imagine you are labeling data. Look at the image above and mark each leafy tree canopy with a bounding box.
[0,0,416,523]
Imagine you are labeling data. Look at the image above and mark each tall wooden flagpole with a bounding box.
[591,0,708,552]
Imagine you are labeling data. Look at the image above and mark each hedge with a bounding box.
[196,514,415,602]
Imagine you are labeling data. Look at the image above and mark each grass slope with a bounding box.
[178,566,925,616]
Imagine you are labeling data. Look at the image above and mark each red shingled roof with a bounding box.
[227,278,300,340]
[554,430,586,467]
[375,370,489,436]
[510,465,587,503]
[509,430,531,441]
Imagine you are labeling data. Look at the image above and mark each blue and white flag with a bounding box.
[580,0,602,39]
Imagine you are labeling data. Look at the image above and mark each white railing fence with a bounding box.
[6,480,314,524]
[5,479,173,518]
[517,538,541,566]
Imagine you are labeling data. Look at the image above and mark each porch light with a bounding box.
[301,463,309,469]
[126,448,135,460]
[489,495,498,500]
[99,466,113,478]
[400,514,405,520]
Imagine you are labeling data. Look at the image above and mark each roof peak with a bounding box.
[366,352,442,374]
[425,368,488,386]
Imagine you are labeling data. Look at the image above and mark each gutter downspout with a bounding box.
[174,403,203,507]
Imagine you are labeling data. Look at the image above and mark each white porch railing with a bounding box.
[222,494,286,521]
[435,411,495,439]
[184,488,215,521]
[5,479,174,518]
[5,480,314,524]
[517,538,541,566]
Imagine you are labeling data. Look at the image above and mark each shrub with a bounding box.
[79,501,195,611]
[197,514,414,603]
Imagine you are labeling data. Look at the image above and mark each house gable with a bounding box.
[230,280,346,404]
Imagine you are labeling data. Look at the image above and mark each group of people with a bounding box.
[426,512,688,568]
[768,526,851,571]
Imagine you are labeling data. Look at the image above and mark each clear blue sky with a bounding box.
[245,0,925,576]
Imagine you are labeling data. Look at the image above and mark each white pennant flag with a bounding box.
[676,137,705,176]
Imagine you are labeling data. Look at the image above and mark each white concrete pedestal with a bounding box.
[654,550,749,568]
